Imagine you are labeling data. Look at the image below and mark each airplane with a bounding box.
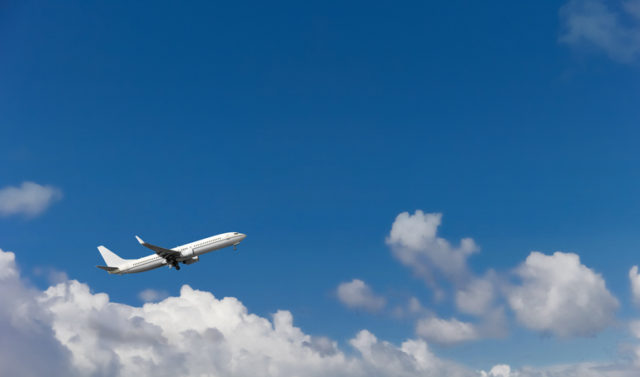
[96,232,246,274]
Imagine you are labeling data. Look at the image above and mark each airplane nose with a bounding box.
[240,233,247,240]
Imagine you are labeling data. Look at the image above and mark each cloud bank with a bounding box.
[0,181,62,217]
[1,236,638,377]
[0,208,636,376]
[0,247,474,377]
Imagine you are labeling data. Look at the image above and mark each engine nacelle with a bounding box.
[180,248,195,258]
[183,256,200,265]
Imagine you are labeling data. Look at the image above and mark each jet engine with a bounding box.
[183,256,200,265]
[181,248,195,258]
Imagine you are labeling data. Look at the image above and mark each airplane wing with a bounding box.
[135,235,181,260]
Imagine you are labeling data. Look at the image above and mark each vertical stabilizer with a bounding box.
[97,246,127,267]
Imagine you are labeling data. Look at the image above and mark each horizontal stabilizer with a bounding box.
[96,265,119,272]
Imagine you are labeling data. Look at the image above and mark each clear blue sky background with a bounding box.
[1,0,640,370]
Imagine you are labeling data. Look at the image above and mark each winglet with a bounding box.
[135,235,144,244]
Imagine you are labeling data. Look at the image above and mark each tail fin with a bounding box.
[97,245,127,267]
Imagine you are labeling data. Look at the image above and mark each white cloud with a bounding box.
[32,266,69,285]
[391,297,430,319]
[480,364,513,377]
[0,181,62,217]
[408,297,425,314]
[386,211,479,289]
[507,251,619,337]
[385,211,511,344]
[138,288,169,303]
[560,0,640,62]
[349,329,470,377]
[0,248,76,377]
[386,211,620,343]
[415,316,479,346]
[456,275,496,316]
[484,362,640,377]
[629,266,640,307]
[629,320,640,339]
[385,211,505,342]
[1,247,480,377]
[336,279,386,312]
[1,241,635,377]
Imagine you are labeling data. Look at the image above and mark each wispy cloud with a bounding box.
[336,279,386,312]
[455,274,496,316]
[560,0,640,62]
[138,288,169,303]
[386,211,479,295]
[629,266,640,307]
[0,182,62,218]
[415,316,479,346]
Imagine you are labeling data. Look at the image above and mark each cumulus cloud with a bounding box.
[385,211,509,344]
[507,251,619,337]
[336,279,386,312]
[386,211,620,343]
[349,329,470,377]
[415,316,479,346]
[0,181,62,217]
[629,266,640,307]
[0,241,638,377]
[560,0,640,62]
[138,289,169,303]
[386,211,479,290]
[0,248,76,377]
[1,247,480,377]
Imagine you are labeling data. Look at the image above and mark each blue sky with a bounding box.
[2,1,640,375]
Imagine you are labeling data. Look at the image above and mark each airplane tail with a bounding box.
[97,245,128,267]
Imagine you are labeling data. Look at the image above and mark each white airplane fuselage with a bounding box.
[106,232,246,274]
